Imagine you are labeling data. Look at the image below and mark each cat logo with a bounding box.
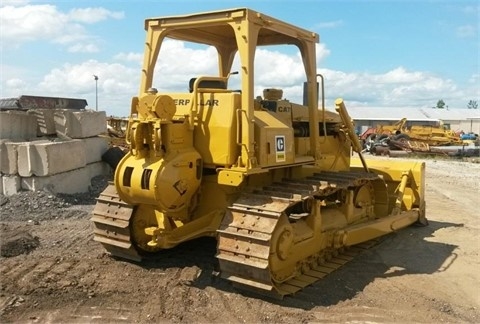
[275,135,286,162]
[277,106,291,113]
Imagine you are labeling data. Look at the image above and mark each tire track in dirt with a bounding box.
[0,258,41,281]
[2,158,480,323]
[35,219,94,253]
[310,305,405,323]
[12,258,59,292]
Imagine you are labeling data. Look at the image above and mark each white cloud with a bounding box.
[68,43,99,53]
[0,4,123,52]
[316,43,331,63]
[0,5,67,42]
[30,60,138,114]
[2,40,475,116]
[374,67,425,84]
[6,78,26,88]
[68,7,124,24]
[0,0,29,6]
[3,78,28,96]
[51,24,89,45]
[254,48,305,86]
[114,52,143,63]
[152,40,218,91]
[468,73,479,84]
[319,66,471,109]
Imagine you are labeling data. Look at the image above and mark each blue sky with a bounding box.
[1,0,478,116]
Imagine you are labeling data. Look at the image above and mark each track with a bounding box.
[216,171,381,298]
[91,183,141,262]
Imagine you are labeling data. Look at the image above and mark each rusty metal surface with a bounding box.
[0,95,88,110]
[0,98,20,109]
[91,183,141,262]
[216,171,382,298]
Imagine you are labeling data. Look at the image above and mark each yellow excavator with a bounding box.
[92,8,427,299]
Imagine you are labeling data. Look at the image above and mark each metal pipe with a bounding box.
[392,172,409,215]
[93,75,99,111]
[335,98,369,173]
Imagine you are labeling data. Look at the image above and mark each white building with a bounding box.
[343,106,480,135]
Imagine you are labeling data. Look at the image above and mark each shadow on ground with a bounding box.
[126,219,460,310]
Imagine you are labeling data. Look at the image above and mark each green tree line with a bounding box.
[435,99,478,109]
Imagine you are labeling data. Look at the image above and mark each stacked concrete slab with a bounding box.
[0,109,111,196]
[0,111,38,140]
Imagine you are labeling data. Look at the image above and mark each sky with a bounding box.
[1,0,479,116]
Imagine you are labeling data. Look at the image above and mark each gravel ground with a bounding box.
[0,155,479,323]
[0,175,109,223]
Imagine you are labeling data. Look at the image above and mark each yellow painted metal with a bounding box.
[174,92,240,167]
[253,110,295,166]
[351,156,426,224]
[335,98,369,172]
[393,172,409,215]
[342,209,420,246]
[217,170,244,186]
[376,117,463,146]
[92,7,428,298]
[376,118,407,135]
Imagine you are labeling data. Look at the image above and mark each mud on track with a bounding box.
[1,157,479,323]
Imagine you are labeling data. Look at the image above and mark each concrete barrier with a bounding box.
[27,109,57,136]
[0,111,37,140]
[1,139,52,175]
[21,161,110,194]
[1,107,113,195]
[17,139,86,177]
[0,140,18,175]
[55,110,107,138]
[83,136,109,164]
[2,175,21,196]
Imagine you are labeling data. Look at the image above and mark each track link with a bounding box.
[91,183,141,262]
[216,171,380,298]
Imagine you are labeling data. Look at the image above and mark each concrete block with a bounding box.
[27,109,56,136]
[55,109,107,138]
[0,140,19,175]
[83,136,109,164]
[21,161,110,194]
[17,139,86,177]
[87,161,111,178]
[21,166,90,194]
[0,111,37,140]
[1,140,51,175]
[2,175,21,196]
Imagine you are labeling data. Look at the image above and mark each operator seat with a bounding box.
[189,78,227,93]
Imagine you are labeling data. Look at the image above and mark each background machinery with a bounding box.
[362,118,464,154]
[92,8,427,298]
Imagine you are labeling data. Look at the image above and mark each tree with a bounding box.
[467,100,478,109]
[436,99,446,109]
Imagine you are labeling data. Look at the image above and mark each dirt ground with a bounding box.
[1,155,479,323]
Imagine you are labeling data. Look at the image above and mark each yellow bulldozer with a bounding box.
[92,8,427,299]
[375,117,463,146]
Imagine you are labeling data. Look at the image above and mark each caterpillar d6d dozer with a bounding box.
[92,8,427,299]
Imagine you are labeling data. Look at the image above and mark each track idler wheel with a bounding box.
[269,215,296,283]
[130,205,164,253]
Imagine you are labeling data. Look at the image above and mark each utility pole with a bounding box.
[93,75,99,111]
